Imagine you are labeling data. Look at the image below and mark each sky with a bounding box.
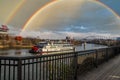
[0,0,120,39]
[100,0,120,15]
[0,0,51,29]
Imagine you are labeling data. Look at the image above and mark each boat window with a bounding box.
[63,44,73,47]
[37,43,47,48]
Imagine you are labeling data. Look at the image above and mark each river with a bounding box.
[0,43,107,56]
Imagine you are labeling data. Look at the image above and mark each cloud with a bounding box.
[23,0,120,35]
[80,26,87,30]
[1,0,120,39]
[20,30,119,39]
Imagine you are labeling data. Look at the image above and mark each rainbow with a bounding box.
[21,0,57,32]
[21,0,120,32]
[96,0,120,19]
[5,0,26,24]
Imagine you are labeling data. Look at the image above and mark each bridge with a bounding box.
[80,35,118,46]
[0,46,120,80]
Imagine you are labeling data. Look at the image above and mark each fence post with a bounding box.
[95,50,98,68]
[17,58,22,80]
[74,51,78,80]
[117,47,119,55]
[118,47,120,54]
[106,48,108,62]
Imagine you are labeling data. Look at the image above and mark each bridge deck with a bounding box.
[78,55,120,80]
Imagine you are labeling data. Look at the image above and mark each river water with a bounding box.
[0,43,107,56]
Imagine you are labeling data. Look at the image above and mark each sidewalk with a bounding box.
[78,55,120,80]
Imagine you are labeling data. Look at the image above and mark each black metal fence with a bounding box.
[0,46,120,80]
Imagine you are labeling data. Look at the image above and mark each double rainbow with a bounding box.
[5,0,26,24]
[5,0,120,33]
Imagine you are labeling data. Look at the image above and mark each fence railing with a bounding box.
[0,46,120,80]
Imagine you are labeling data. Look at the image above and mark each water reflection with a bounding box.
[0,49,32,56]
[0,43,107,56]
[75,43,107,51]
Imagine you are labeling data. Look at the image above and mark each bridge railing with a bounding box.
[0,46,120,80]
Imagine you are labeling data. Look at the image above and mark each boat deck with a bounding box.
[78,54,120,80]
